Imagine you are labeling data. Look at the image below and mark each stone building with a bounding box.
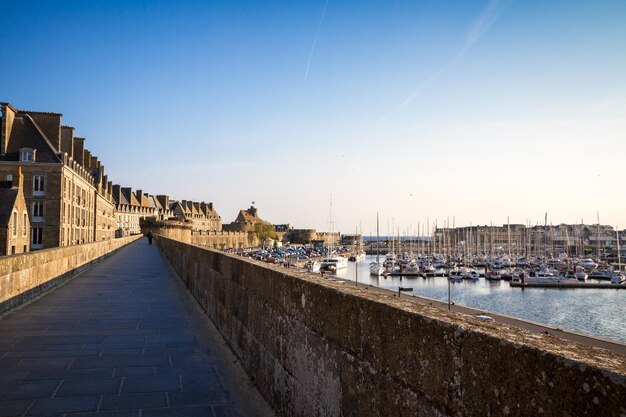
[112,186,173,237]
[0,168,29,255]
[0,102,115,249]
[170,200,221,232]
[223,206,269,233]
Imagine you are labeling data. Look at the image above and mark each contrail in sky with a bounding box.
[305,0,329,80]
[381,0,512,121]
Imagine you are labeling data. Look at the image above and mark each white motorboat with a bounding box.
[611,271,625,284]
[526,270,575,283]
[321,256,347,271]
[448,268,464,281]
[370,262,385,276]
[464,269,480,280]
[581,258,598,271]
[588,269,613,280]
[305,260,321,273]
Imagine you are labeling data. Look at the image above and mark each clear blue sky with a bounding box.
[1,0,624,234]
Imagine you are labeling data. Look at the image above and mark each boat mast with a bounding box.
[507,216,511,264]
[376,213,380,264]
[617,227,621,272]
[596,212,600,258]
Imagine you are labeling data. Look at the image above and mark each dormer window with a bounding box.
[20,148,35,162]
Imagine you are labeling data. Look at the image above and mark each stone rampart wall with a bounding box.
[0,235,142,314]
[191,230,256,249]
[156,236,626,417]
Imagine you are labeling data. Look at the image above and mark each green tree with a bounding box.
[254,222,278,248]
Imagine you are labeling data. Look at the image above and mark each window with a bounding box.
[33,175,45,195]
[23,213,27,236]
[32,201,44,221]
[12,211,18,237]
[6,174,12,181]
[31,227,43,248]
[20,148,35,162]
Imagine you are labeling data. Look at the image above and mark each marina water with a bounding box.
[336,255,626,343]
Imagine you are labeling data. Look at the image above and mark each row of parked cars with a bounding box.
[234,246,351,264]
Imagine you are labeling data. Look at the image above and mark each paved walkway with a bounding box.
[0,239,275,417]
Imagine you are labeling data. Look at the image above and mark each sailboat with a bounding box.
[348,225,366,261]
[370,213,385,276]
[320,196,347,272]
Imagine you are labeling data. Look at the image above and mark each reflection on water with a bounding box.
[335,256,626,343]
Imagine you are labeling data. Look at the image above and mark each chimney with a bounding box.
[73,138,85,165]
[1,103,17,155]
[26,111,62,152]
[107,181,112,196]
[96,165,104,188]
[157,195,169,209]
[249,206,258,217]
[83,149,92,169]
[136,190,144,205]
[112,184,122,204]
[60,126,74,158]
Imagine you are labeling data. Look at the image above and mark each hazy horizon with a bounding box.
[1,0,624,233]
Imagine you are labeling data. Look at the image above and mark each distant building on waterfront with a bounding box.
[0,102,115,250]
[433,223,622,257]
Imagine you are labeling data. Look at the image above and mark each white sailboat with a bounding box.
[320,196,347,272]
[370,213,385,276]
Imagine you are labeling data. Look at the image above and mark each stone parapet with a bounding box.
[191,230,256,249]
[156,236,626,417]
[0,235,142,314]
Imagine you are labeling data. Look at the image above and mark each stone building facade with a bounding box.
[170,200,221,232]
[223,206,268,233]
[0,102,115,250]
[0,169,30,255]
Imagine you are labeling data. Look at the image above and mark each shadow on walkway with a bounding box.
[0,238,275,417]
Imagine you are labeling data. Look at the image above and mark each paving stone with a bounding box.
[0,380,61,400]
[181,374,223,392]
[71,354,169,369]
[169,390,231,407]
[14,357,74,371]
[154,365,214,376]
[56,378,122,397]
[121,376,180,394]
[99,392,167,410]
[27,395,100,415]
[0,399,33,417]
[212,405,242,417]
[3,349,100,359]
[66,410,139,417]
[141,405,215,417]
[112,367,156,377]
[24,368,114,381]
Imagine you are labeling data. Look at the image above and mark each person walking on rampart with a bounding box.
[146,231,153,245]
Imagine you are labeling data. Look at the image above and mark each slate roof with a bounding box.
[0,182,19,226]
[0,113,62,163]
